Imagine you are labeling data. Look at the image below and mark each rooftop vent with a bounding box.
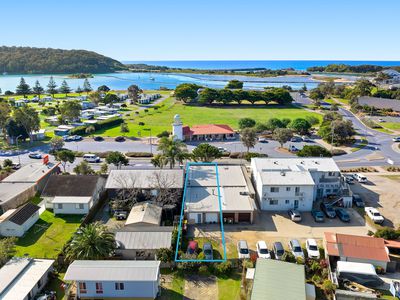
[280,171,285,176]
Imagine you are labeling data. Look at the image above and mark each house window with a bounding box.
[328,172,335,176]
[37,279,42,288]
[269,200,278,205]
[79,282,87,294]
[295,187,300,193]
[270,187,279,193]
[96,282,103,294]
[115,282,125,290]
[76,203,84,209]
[57,203,63,209]
[286,187,291,191]
[285,200,290,204]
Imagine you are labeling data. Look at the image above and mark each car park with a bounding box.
[187,241,199,255]
[311,210,325,222]
[237,240,250,259]
[335,208,351,222]
[93,136,104,141]
[288,239,304,259]
[365,207,384,224]
[352,194,365,208]
[272,242,285,260]
[28,152,42,159]
[320,202,336,218]
[353,173,367,183]
[115,136,126,142]
[203,242,213,260]
[83,153,101,163]
[305,239,320,259]
[256,241,271,259]
[288,209,302,222]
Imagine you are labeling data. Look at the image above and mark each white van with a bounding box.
[83,154,100,163]
[354,173,367,183]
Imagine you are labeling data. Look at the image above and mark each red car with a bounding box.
[186,241,198,255]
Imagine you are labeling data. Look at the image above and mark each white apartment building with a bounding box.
[251,158,347,211]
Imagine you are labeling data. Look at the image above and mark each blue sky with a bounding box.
[2,0,400,61]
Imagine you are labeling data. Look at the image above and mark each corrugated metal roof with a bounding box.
[2,162,59,183]
[126,203,162,226]
[251,259,307,300]
[324,232,390,262]
[52,196,91,204]
[116,227,173,249]
[64,260,160,281]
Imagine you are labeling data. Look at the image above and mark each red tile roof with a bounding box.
[183,124,234,136]
[324,232,390,262]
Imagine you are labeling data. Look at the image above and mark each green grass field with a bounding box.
[217,273,241,300]
[380,122,400,131]
[15,210,82,258]
[100,97,323,137]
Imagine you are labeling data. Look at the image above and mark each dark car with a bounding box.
[272,242,285,260]
[28,152,42,159]
[290,136,302,142]
[93,136,104,142]
[115,136,126,142]
[311,210,325,222]
[336,208,350,222]
[320,202,336,218]
[352,194,365,208]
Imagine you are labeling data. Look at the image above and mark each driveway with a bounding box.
[184,274,217,300]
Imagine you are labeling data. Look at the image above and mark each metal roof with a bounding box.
[252,157,341,173]
[251,259,307,300]
[64,260,160,281]
[0,182,36,205]
[126,203,162,226]
[41,175,102,197]
[2,162,59,183]
[116,227,173,250]
[260,170,315,186]
[186,165,247,187]
[52,196,92,204]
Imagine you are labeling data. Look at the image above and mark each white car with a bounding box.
[83,153,101,163]
[237,240,250,259]
[256,241,271,259]
[353,173,367,183]
[393,137,400,142]
[305,239,320,259]
[365,207,384,224]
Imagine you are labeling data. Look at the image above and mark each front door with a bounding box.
[197,213,202,223]
[294,200,299,209]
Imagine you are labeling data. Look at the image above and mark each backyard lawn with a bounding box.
[15,210,82,258]
[218,273,241,300]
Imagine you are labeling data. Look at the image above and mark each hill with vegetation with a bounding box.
[306,64,400,74]
[0,46,127,74]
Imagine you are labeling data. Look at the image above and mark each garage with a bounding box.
[238,213,251,223]
[188,213,202,224]
[205,213,219,223]
[223,213,235,224]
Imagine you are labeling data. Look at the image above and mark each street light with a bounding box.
[16,135,23,165]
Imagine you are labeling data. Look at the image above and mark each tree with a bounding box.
[106,151,129,169]
[318,119,355,145]
[272,128,293,147]
[83,78,92,94]
[73,161,95,175]
[120,122,129,135]
[89,91,102,105]
[65,222,115,260]
[97,85,110,92]
[297,145,332,157]
[14,106,40,143]
[226,80,243,89]
[85,125,95,136]
[32,80,44,99]
[15,77,31,97]
[46,76,58,97]
[5,118,28,143]
[98,162,109,175]
[240,128,257,152]
[309,88,324,102]
[238,118,256,129]
[59,100,81,123]
[289,118,311,135]
[156,248,174,263]
[157,137,189,169]
[198,88,219,105]
[59,80,72,96]
[50,136,64,151]
[55,149,76,173]
[265,118,284,131]
[304,115,320,126]
[151,154,169,169]
[127,84,141,103]
[174,83,201,103]
[0,102,11,140]
[0,237,16,268]
[103,93,119,105]
[192,143,222,162]
[75,86,83,94]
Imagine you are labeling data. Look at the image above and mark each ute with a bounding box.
[365,207,384,224]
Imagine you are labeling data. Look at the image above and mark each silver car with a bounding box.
[288,239,304,259]
[203,242,213,260]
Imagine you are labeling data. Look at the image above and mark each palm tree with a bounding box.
[65,222,115,260]
[157,137,190,169]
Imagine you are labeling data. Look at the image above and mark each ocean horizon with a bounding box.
[122,60,400,71]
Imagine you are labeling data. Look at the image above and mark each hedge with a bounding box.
[125,152,153,157]
[69,117,124,135]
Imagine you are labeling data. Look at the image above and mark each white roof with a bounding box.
[126,203,162,226]
[52,196,92,204]
[106,169,184,190]
[2,162,59,183]
[0,258,54,300]
[252,158,340,173]
[64,260,160,282]
[0,209,16,224]
[187,165,246,187]
[260,170,315,186]
[336,261,377,276]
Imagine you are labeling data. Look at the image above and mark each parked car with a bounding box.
[217,147,228,153]
[301,135,311,142]
[272,242,285,260]
[70,135,82,141]
[93,136,104,142]
[288,209,302,222]
[392,137,400,142]
[237,240,250,259]
[320,202,336,218]
[352,194,365,208]
[353,173,367,183]
[83,153,101,163]
[305,239,320,259]
[258,137,268,143]
[378,118,385,123]
[290,136,302,142]
[62,135,72,142]
[289,145,299,152]
[115,136,126,142]
[187,241,199,255]
[336,208,351,222]
[256,241,271,259]
[344,174,354,184]
[29,152,42,159]
[311,210,325,222]
[114,211,127,220]
[203,242,213,260]
[365,207,384,224]
[11,163,21,170]
[288,239,304,259]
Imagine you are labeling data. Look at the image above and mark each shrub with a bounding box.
[125,152,153,158]
[144,109,149,113]
[3,159,13,168]
[138,122,145,126]
[157,131,170,138]
[312,274,322,284]
[244,152,267,161]
[330,149,347,156]
[197,252,205,260]
[374,227,400,240]
[214,261,233,275]
[284,252,296,263]
[199,265,209,275]
[155,248,173,263]
[322,280,336,294]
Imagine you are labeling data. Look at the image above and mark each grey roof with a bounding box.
[116,226,173,249]
[64,260,160,282]
[187,165,247,187]
[2,162,59,183]
[357,96,400,112]
[126,203,162,226]
[5,202,40,225]
[0,182,35,205]
[260,170,315,186]
[41,175,102,197]
[106,169,184,189]
[251,259,307,300]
